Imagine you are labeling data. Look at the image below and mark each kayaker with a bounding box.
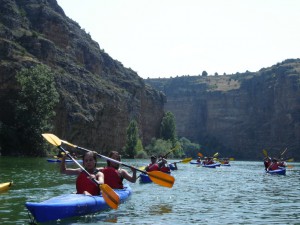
[264,157,271,171]
[60,151,104,196]
[158,157,171,173]
[145,155,160,172]
[99,151,137,189]
[267,158,280,171]
[196,157,201,164]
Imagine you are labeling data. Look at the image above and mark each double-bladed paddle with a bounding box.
[169,157,193,164]
[43,133,175,188]
[42,134,120,209]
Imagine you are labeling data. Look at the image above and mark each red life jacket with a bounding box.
[101,167,123,189]
[76,171,100,195]
[269,163,279,171]
[147,163,159,172]
[160,164,170,173]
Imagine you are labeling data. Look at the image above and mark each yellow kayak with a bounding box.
[0,181,13,192]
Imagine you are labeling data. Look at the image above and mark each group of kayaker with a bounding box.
[264,156,287,171]
[60,150,137,196]
[145,155,177,173]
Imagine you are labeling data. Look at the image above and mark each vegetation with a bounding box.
[160,111,177,145]
[124,120,142,158]
[0,64,59,156]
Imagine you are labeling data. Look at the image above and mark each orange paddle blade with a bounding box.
[198,153,203,157]
[100,184,120,210]
[147,171,175,188]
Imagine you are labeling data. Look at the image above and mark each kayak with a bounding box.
[169,164,176,170]
[202,163,220,168]
[47,159,83,163]
[139,173,152,183]
[25,184,132,223]
[0,181,13,192]
[221,163,231,166]
[190,161,201,165]
[266,167,286,175]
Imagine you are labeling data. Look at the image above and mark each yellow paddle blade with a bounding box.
[198,153,203,157]
[42,133,62,146]
[213,152,219,158]
[262,149,268,157]
[181,157,193,163]
[147,171,175,188]
[286,158,294,162]
[139,166,146,170]
[100,184,120,210]
[61,140,77,148]
[229,157,235,161]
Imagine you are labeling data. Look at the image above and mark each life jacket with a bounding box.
[100,167,123,189]
[269,162,279,171]
[160,164,171,173]
[147,163,159,172]
[76,170,100,195]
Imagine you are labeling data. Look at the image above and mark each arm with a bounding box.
[60,154,81,175]
[121,167,137,183]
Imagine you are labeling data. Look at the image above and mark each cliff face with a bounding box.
[0,0,165,155]
[146,60,300,160]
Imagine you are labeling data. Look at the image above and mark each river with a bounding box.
[0,157,299,225]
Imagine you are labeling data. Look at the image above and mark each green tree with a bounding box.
[14,64,59,156]
[125,120,139,158]
[202,71,208,76]
[160,111,177,145]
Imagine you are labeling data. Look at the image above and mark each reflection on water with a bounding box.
[0,157,299,225]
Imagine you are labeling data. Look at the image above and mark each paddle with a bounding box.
[42,134,120,209]
[169,157,192,164]
[43,134,175,188]
[198,153,203,157]
[263,149,268,158]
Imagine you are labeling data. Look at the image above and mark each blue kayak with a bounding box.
[190,161,201,165]
[139,173,152,183]
[47,159,83,163]
[266,167,286,175]
[25,185,132,223]
[202,163,220,168]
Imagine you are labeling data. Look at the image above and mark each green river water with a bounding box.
[0,157,299,225]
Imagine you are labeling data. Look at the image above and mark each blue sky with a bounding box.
[57,0,300,78]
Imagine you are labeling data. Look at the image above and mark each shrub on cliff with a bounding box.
[0,64,59,156]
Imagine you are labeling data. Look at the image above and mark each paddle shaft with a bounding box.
[70,144,148,174]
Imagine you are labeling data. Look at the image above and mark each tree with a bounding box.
[125,120,139,158]
[202,71,208,76]
[160,111,177,145]
[13,64,59,156]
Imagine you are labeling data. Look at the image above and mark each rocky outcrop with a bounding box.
[146,59,300,160]
[0,0,164,155]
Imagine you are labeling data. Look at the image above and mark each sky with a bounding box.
[56,0,300,79]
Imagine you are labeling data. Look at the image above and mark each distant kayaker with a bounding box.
[145,155,160,172]
[158,156,171,173]
[99,151,137,189]
[267,158,280,171]
[60,151,104,196]
[196,157,201,164]
[264,157,271,171]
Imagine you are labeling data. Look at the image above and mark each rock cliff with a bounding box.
[145,59,300,160]
[0,0,165,155]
